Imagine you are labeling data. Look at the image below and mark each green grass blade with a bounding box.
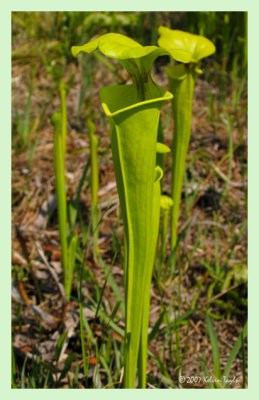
[98,256,124,315]
[222,116,233,196]
[21,354,27,388]
[11,344,17,388]
[222,321,247,384]
[22,76,33,146]
[59,353,77,382]
[20,65,36,149]
[79,300,89,387]
[198,355,215,388]
[205,312,221,379]
[99,354,114,387]
[148,309,166,344]
[55,331,68,363]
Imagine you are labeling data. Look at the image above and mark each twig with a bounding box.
[210,162,245,188]
[203,283,240,306]
[35,241,66,302]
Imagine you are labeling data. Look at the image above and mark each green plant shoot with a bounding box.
[59,80,67,154]
[51,82,78,300]
[159,195,174,273]
[72,33,173,388]
[158,27,215,250]
[51,110,68,296]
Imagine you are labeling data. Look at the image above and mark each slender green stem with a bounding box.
[79,301,88,387]
[59,80,67,155]
[51,110,68,296]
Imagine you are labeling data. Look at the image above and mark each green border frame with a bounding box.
[4,1,255,398]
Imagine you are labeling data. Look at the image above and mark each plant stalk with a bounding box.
[51,110,68,297]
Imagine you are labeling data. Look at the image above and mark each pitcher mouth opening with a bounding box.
[99,84,173,118]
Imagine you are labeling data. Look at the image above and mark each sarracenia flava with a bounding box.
[72,33,173,388]
[158,27,215,251]
[51,84,78,301]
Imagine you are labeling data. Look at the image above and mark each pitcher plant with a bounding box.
[72,33,173,388]
[158,27,215,250]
